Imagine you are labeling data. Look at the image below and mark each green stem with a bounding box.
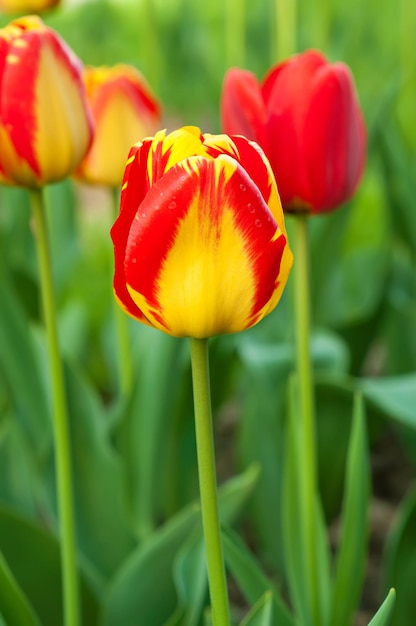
[30,188,80,626]
[189,338,230,626]
[293,214,320,626]
[111,187,133,397]
[273,0,297,62]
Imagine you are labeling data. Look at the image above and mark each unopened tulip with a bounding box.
[0,0,59,13]
[75,64,161,187]
[111,126,293,338]
[221,50,366,214]
[0,16,93,187]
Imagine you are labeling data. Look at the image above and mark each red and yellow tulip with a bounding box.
[0,16,93,187]
[221,50,366,214]
[111,126,293,338]
[0,0,59,13]
[75,64,161,187]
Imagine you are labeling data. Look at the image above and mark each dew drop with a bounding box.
[132,258,137,264]
[168,201,176,210]
[255,219,262,228]
[247,202,255,213]
[154,204,160,211]
[239,183,247,192]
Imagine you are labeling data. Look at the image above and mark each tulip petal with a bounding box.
[111,139,154,324]
[262,52,328,210]
[0,16,93,187]
[124,154,289,338]
[304,63,367,211]
[221,68,269,153]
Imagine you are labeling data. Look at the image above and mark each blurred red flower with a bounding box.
[221,49,366,214]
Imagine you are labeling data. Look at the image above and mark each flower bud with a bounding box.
[75,64,161,187]
[221,50,366,214]
[111,126,293,338]
[0,16,93,188]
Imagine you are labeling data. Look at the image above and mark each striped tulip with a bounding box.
[221,50,366,214]
[75,64,161,187]
[0,0,59,13]
[0,16,93,188]
[111,126,293,339]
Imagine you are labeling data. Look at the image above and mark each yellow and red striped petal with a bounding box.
[111,126,293,338]
[75,64,161,187]
[0,16,93,187]
[117,154,289,337]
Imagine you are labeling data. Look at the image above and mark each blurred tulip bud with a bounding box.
[111,126,293,338]
[75,64,161,187]
[221,49,366,214]
[0,0,59,13]
[0,15,93,188]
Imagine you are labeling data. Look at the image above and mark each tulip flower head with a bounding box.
[0,16,93,187]
[111,126,293,339]
[221,50,366,214]
[75,64,161,187]
[0,0,59,13]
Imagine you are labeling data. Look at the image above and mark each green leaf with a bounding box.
[0,507,99,626]
[63,363,134,582]
[329,394,370,626]
[360,374,416,429]
[367,589,396,626]
[240,592,274,626]
[100,466,258,626]
[0,263,51,459]
[383,486,416,625]
[113,327,190,538]
[223,527,294,626]
[0,416,38,518]
[0,551,40,626]
[168,531,207,626]
[282,376,331,626]
[310,166,390,328]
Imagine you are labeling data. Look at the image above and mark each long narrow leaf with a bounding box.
[101,465,259,626]
[367,589,396,626]
[282,375,331,626]
[329,394,370,626]
[223,527,294,626]
[240,591,274,626]
[0,551,40,626]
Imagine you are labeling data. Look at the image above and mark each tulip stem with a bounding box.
[189,338,230,626]
[30,188,80,626]
[293,213,320,626]
[111,187,133,397]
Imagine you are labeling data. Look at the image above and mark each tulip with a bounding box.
[0,15,93,188]
[75,64,161,187]
[0,0,59,13]
[111,125,293,339]
[221,49,366,214]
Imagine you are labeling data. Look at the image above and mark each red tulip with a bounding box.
[0,16,93,187]
[221,50,366,214]
[111,126,293,339]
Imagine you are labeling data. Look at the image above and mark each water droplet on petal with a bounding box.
[247,202,255,213]
[168,201,176,210]
[154,204,160,211]
[240,183,247,192]
[132,258,137,264]
[255,219,262,228]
